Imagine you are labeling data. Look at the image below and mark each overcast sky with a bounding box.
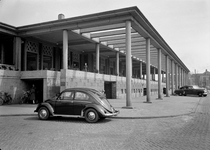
[0,0,209,73]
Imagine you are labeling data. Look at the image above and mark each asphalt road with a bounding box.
[0,96,209,150]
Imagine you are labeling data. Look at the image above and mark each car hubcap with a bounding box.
[40,109,47,118]
[88,112,96,120]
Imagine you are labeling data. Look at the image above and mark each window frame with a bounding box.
[74,91,90,101]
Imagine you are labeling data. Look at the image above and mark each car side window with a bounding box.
[74,92,89,100]
[59,91,74,100]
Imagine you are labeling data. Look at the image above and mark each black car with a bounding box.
[34,88,119,123]
[174,85,207,97]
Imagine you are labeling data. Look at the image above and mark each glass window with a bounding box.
[74,92,89,100]
[43,55,52,70]
[27,52,37,70]
[59,91,74,100]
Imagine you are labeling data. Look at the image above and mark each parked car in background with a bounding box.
[174,85,208,97]
[34,88,119,123]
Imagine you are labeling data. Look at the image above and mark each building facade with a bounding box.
[190,69,210,89]
[0,7,190,105]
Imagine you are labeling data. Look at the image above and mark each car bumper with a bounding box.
[203,92,208,96]
[103,110,120,117]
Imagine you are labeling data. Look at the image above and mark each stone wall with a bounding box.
[60,69,164,99]
[0,70,27,103]
[60,69,104,92]
[43,71,61,100]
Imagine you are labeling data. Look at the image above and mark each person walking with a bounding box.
[30,84,36,104]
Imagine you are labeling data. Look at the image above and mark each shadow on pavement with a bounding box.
[24,116,112,124]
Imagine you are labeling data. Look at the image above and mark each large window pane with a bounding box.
[27,52,37,70]
[43,55,52,70]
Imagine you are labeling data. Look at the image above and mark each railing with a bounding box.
[0,64,15,70]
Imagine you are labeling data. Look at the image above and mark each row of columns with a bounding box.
[61,20,188,107]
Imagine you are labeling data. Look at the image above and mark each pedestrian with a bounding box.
[84,63,88,71]
[30,84,36,104]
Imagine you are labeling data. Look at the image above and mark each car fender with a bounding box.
[82,104,105,117]
[37,103,54,115]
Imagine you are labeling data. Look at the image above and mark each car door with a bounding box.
[179,86,185,94]
[73,91,92,115]
[187,86,194,95]
[185,86,191,95]
[54,91,74,115]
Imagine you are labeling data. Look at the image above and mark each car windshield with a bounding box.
[192,85,200,89]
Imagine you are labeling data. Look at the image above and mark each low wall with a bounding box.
[0,69,166,102]
[0,70,27,103]
[60,69,165,99]
[43,71,61,100]
[60,69,104,92]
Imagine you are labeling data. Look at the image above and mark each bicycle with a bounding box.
[0,92,12,105]
[19,90,31,104]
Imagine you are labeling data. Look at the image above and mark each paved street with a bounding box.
[0,96,210,150]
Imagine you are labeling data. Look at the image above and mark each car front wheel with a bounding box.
[38,107,50,120]
[198,93,203,97]
[85,108,99,123]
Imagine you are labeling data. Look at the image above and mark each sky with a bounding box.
[0,0,209,73]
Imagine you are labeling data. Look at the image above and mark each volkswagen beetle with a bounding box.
[34,88,119,123]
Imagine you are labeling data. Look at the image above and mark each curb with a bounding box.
[0,114,36,117]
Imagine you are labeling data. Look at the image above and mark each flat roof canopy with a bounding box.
[16,6,189,73]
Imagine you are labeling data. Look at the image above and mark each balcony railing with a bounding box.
[0,64,15,70]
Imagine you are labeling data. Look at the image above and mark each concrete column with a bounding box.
[96,43,100,73]
[139,61,142,79]
[179,66,181,87]
[40,45,43,70]
[180,68,182,86]
[153,67,156,81]
[63,30,68,69]
[183,70,185,85]
[182,69,184,86]
[116,52,119,76]
[146,38,151,103]
[171,60,174,95]
[14,37,22,71]
[157,48,162,99]
[162,71,164,83]
[125,20,132,107]
[186,72,188,85]
[165,55,169,97]
[178,66,180,87]
[175,63,178,90]
[0,43,4,64]
[181,68,183,86]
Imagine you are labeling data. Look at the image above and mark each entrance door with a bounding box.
[104,82,116,99]
[34,80,43,103]
[104,82,112,99]
[22,79,44,103]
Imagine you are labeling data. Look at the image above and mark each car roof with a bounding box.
[62,87,99,92]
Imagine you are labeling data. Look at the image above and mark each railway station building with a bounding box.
[0,7,190,106]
